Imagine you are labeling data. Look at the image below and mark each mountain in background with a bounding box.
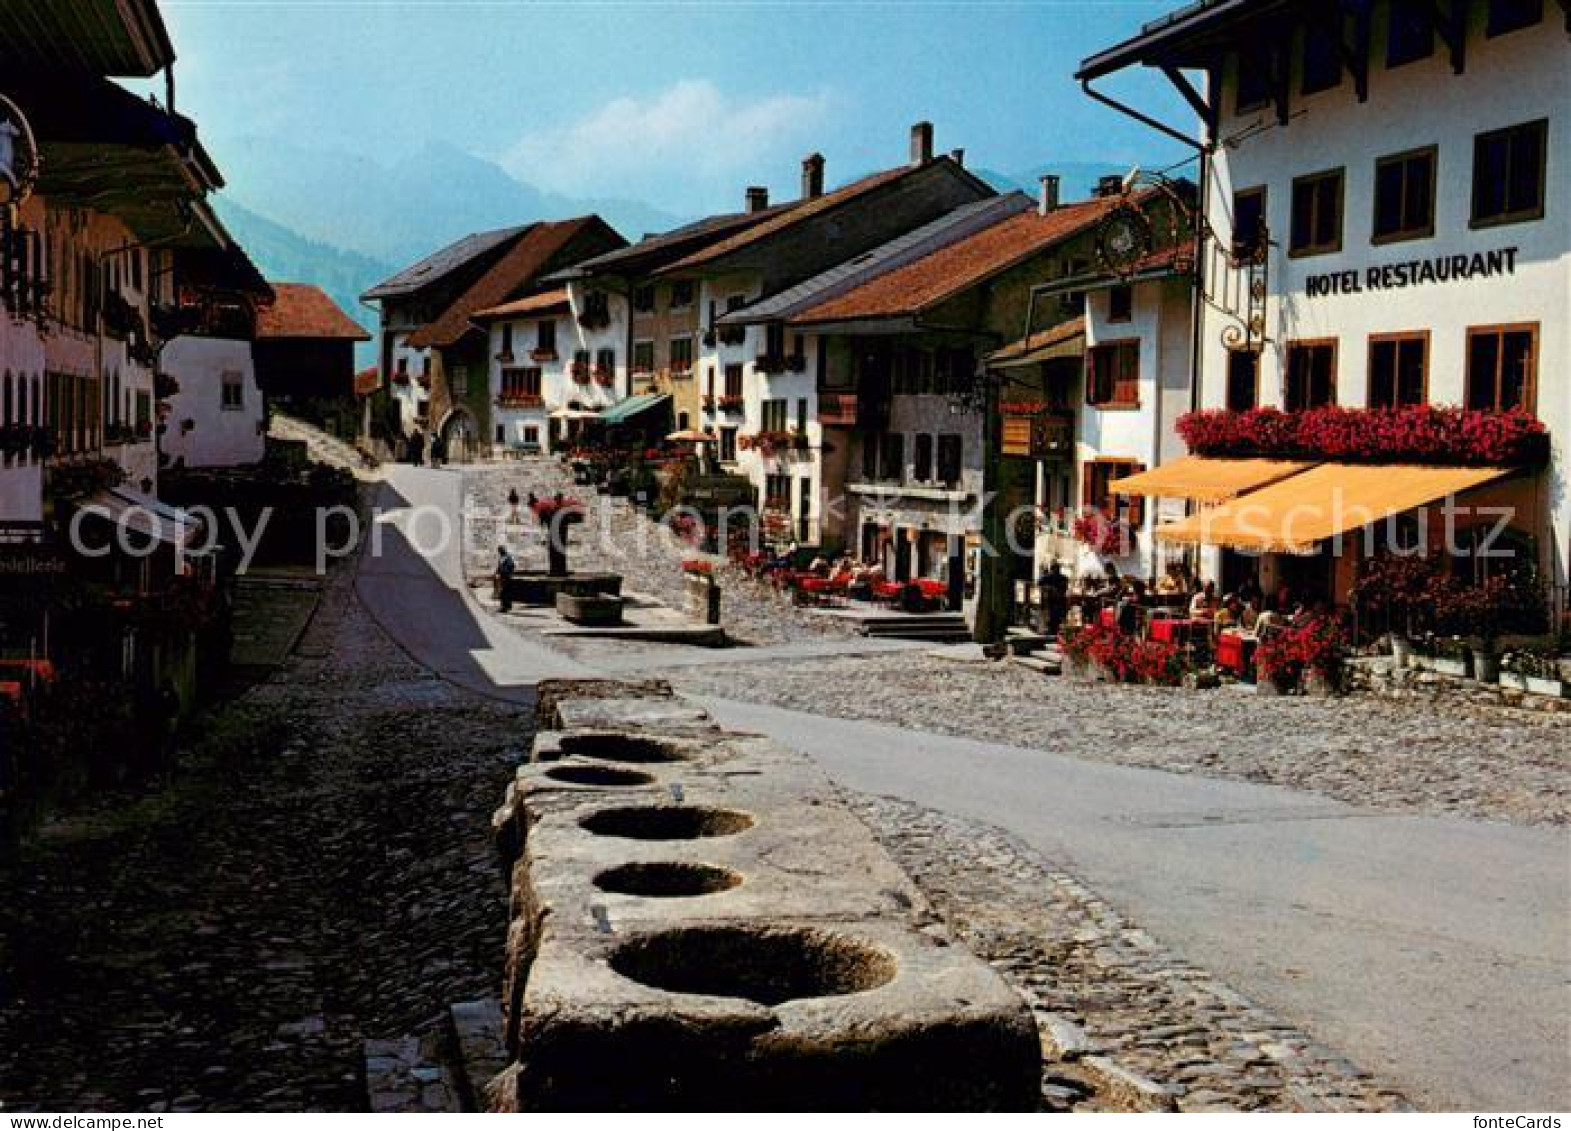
[209,137,690,366]
[212,136,686,266]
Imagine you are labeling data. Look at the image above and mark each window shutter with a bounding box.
[1124,463,1146,527]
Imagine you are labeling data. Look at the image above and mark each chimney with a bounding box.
[949,148,965,167]
[1096,174,1124,198]
[801,153,825,200]
[745,185,769,213]
[910,120,934,166]
[1038,174,1061,215]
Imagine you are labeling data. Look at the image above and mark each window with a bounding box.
[523,424,539,445]
[1234,52,1271,113]
[936,435,963,487]
[670,281,695,309]
[1290,169,1344,256]
[451,365,469,398]
[537,319,556,354]
[1107,285,1133,323]
[796,397,807,433]
[1226,350,1260,412]
[422,355,432,376]
[913,433,933,482]
[595,348,616,374]
[761,398,788,433]
[396,357,408,376]
[1301,22,1343,94]
[1466,325,1537,412]
[1472,120,1548,228]
[502,367,542,397]
[1386,0,1434,66]
[861,434,879,480]
[632,285,655,313]
[1082,459,1144,525]
[719,427,737,463]
[632,340,655,373]
[1284,341,1337,410]
[725,293,746,313]
[1487,0,1542,36]
[1373,147,1436,243]
[1086,341,1140,408]
[496,424,505,445]
[500,323,514,356]
[723,363,744,398]
[670,336,693,373]
[878,432,904,480]
[764,473,790,507]
[764,322,787,359]
[1368,334,1428,408]
[1232,187,1268,260]
[221,371,244,411]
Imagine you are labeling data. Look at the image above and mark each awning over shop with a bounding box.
[549,407,601,421]
[1110,456,1315,504]
[80,488,204,549]
[1154,463,1517,553]
[598,393,670,426]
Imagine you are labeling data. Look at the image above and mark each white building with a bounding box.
[1079,0,1569,604]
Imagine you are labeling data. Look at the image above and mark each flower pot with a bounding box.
[1389,636,1414,669]
[1061,656,1092,681]
[1431,656,1470,679]
[1498,671,1529,692]
[1471,648,1501,685]
[1524,676,1569,699]
[1302,668,1337,697]
[1255,675,1289,696]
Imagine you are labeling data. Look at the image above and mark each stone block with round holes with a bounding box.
[488,688,1040,1111]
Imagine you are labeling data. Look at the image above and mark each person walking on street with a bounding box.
[507,488,522,525]
[496,545,517,612]
[1039,558,1069,637]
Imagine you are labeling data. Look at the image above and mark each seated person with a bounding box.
[1215,594,1242,630]
[1189,582,1216,620]
[1155,564,1184,596]
[1239,599,1261,633]
[808,555,830,577]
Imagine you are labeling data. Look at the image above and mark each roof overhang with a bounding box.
[17,77,223,248]
[0,0,176,78]
[1076,0,1297,81]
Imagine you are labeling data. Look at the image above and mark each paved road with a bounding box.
[360,465,1571,1111]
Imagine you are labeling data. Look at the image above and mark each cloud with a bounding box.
[502,80,832,214]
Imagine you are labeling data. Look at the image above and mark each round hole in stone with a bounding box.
[579,805,754,841]
[544,765,656,788]
[609,925,897,1006]
[557,734,686,764]
[593,861,743,898]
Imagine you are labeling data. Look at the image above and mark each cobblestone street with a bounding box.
[0,557,527,1111]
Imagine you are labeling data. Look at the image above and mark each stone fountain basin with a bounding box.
[500,571,623,607]
[500,917,1040,1111]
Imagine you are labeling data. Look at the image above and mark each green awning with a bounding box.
[598,393,671,425]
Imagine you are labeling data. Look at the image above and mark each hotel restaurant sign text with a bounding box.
[1304,246,1518,298]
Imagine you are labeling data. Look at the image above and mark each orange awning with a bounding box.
[1110,456,1315,503]
[1153,463,1518,553]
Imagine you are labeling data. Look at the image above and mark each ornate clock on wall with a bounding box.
[0,92,39,210]
[1095,204,1153,279]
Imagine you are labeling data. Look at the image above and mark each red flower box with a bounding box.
[1177,406,1548,467]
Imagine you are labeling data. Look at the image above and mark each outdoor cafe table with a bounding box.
[1148,617,1206,645]
[1215,630,1256,676]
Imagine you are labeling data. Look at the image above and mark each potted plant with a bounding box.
[1513,649,1569,698]
[1429,636,1472,679]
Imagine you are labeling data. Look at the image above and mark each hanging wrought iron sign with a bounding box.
[0,93,40,210]
[1094,202,1154,279]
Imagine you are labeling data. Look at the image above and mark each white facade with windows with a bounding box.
[1194,2,1567,583]
[160,335,265,468]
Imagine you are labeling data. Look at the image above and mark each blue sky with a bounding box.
[158,0,1195,215]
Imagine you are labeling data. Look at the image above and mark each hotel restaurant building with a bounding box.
[1079,0,1567,608]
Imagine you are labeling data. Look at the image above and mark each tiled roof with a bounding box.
[720,195,1033,326]
[472,288,571,322]
[987,316,1086,365]
[256,283,370,341]
[556,204,798,281]
[354,365,380,397]
[406,217,619,349]
[789,195,1121,324]
[658,161,956,276]
[362,225,528,301]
